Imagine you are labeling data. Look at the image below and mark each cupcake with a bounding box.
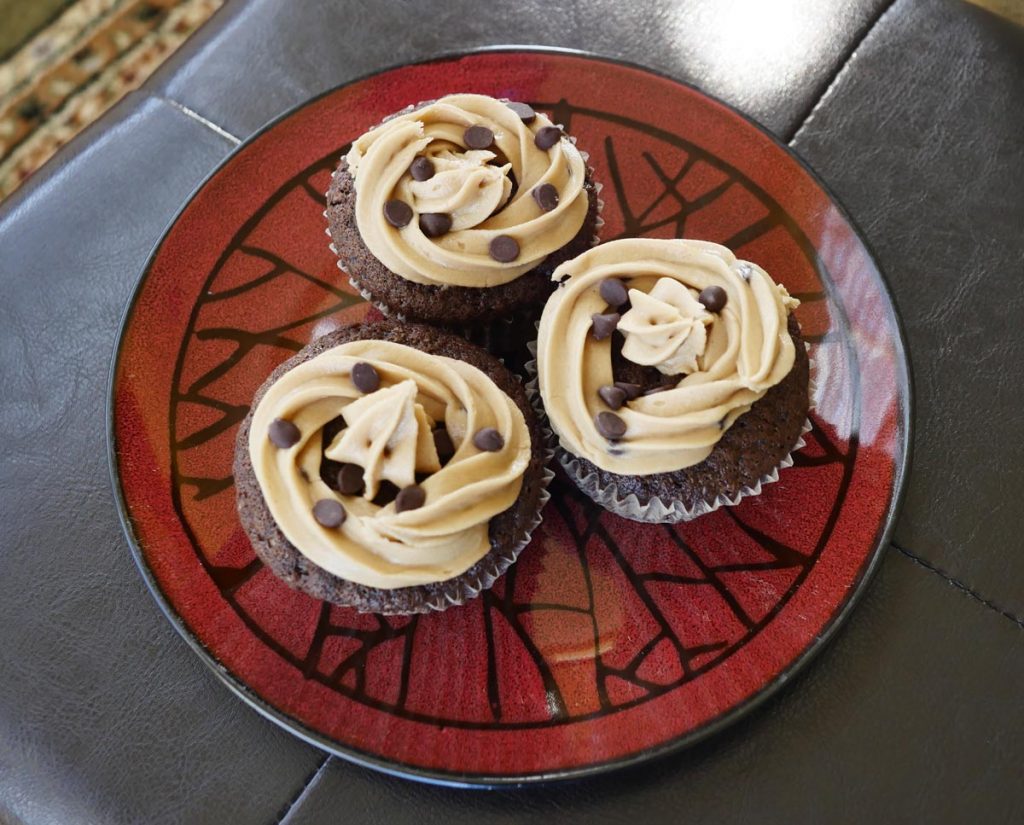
[234,320,550,614]
[534,238,810,523]
[326,94,601,329]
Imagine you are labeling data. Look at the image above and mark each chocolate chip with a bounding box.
[595,411,626,441]
[591,312,620,341]
[383,199,412,228]
[643,383,675,396]
[395,485,426,513]
[534,126,562,150]
[507,101,537,123]
[419,212,452,238]
[489,235,519,262]
[433,428,455,462]
[472,427,504,452]
[464,125,494,150]
[409,156,434,181]
[531,183,559,212]
[598,385,627,410]
[599,278,628,307]
[614,381,642,400]
[337,463,365,496]
[699,285,727,313]
[351,362,380,393]
[312,499,346,528]
[268,418,300,448]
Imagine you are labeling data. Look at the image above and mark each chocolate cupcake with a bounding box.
[235,321,551,614]
[326,94,601,330]
[533,238,810,523]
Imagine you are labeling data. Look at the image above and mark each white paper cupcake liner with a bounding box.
[524,341,817,524]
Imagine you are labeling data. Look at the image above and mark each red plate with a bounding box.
[109,49,910,785]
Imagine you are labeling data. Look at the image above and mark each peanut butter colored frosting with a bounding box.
[617,278,714,374]
[537,239,800,475]
[249,341,531,589]
[345,94,589,288]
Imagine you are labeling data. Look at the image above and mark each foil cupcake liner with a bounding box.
[524,341,817,524]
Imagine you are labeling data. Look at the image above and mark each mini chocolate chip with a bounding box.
[409,156,434,181]
[433,428,455,462]
[419,212,452,238]
[337,463,365,496]
[599,278,629,307]
[531,183,559,212]
[489,234,519,262]
[395,485,426,513]
[464,125,494,149]
[643,384,675,396]
[383,199,412,228]
[351,361,380,393]
[534,125,562,150]
[472,427,504,452]
[595,411,627,441]
[591,312,620,341]
[737,263,753,282]
[507,101,537,123]
[614,381,642,400]
[598,385,627,410]
[268,418,300,448]
[699,285,728,313]
[312,499,346,528]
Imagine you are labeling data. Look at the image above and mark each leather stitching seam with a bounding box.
[786,0,903,144]
[274,754,333,824]
[893,542,1024,631]
[156,94,242,144]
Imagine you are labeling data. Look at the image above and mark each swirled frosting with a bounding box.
[345,93,589,288]
[537,239,800,475]
[249,340,531,588]
[617,278,713,374]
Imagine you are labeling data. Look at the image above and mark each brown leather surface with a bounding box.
[1,0,1022,822]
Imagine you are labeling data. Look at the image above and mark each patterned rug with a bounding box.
[0,0,223,200]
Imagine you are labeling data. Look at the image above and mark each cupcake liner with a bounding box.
[524,341,816,524]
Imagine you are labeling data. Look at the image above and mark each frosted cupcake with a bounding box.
[535,238,810,522]
[326,94,600,327]
[234,321,550,613]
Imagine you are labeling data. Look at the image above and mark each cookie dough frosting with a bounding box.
[249,340,531,588]
[345,93,589,288]
[537,239,800,475]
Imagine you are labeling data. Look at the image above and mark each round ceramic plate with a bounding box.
[109,49,910,786]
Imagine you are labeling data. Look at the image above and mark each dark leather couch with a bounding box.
[1,0,1022,821]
